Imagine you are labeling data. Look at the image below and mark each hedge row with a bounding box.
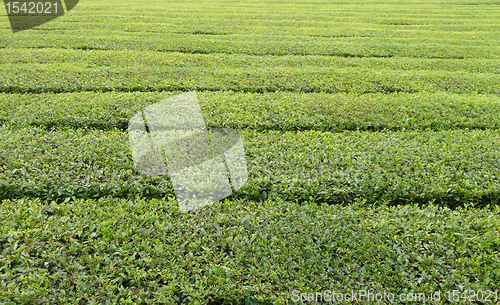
[1,197,499,304]
[1,59,498,94]
[4,0,498,36]
[2,49,499,74]
[2,126,500,207]
[244,129,500,207]
[2,91,500,132]
[0,127,170,202]
[3,32,498,58]
[1,0,499,59]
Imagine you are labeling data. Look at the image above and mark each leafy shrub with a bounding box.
[2,91,500,133]
[0,50,499,94]
[2,126,500,208]
[0,198,499,304]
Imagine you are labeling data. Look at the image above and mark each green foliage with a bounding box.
[1,198,499,304]
[243,129,500,208]
[0,126,173,202]
[1,0,500,58]
[0,50,498,94]
[3,91,500,132]
[2,126,500,208]
[1,0,500,303]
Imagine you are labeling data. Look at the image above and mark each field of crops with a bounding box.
[1,0,500,303]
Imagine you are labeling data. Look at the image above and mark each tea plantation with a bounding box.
[1,0,500,303]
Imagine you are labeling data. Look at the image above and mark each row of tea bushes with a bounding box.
[1,91,500,132]
[1,62,498,95]
[2,49,499,74]
[2,29,499,58]
[1,126,500,207]
[1,197,499,303]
